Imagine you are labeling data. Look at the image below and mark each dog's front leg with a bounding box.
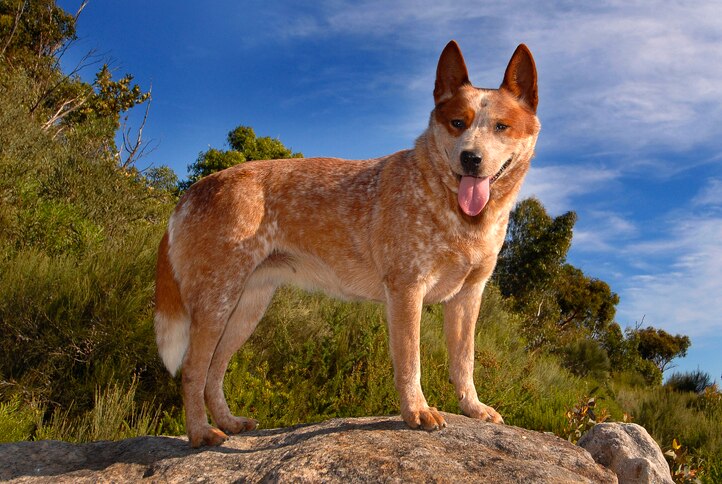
[385,284,446,430]
[443,281,504,424]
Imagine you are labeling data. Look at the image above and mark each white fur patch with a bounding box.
[154,311,190,376]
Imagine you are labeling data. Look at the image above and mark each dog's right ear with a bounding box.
[434,40,470,105]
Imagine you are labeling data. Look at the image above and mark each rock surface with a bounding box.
[1,413,617,483]
[578,422,672,484]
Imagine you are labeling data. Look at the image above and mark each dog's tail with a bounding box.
[154,231,190,376]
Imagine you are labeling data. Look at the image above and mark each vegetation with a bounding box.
[181,124,303,190]
[1,2,720,481]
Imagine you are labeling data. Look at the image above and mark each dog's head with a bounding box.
[429,41,540,217]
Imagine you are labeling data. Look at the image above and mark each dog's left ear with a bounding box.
[500,44,538,113]
[434,40,470,105]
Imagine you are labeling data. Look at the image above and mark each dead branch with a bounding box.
[41,93,88,132]
[0,0,25,59]
[74,0,89,21]
[31,48,100,114]
[120,92,157,168]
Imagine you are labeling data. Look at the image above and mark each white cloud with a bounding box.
[519,164,619,214]
[573,210,638,253]
[264,0,722,165]
[693,178,722,208]
[617,214,722,338]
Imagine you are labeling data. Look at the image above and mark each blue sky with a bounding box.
[58,0,722,382]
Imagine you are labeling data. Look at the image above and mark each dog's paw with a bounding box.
[462,401,504,424]
[217,415,258,435]
[402,405,447,431]
[188,425,229,448]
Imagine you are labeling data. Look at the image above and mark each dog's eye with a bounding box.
[495,123,509,132]
[451,119,466,129]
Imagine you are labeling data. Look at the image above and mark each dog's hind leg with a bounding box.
[204,272,276,435]
[181,257,259,447]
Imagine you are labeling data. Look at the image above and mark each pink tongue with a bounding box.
[458,176,490,216]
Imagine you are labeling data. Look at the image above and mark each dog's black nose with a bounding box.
[460,151,482,174]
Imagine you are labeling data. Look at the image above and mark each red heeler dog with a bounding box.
[155,41,540,447]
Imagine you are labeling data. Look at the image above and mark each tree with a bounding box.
[181,125,302,190]
[494,197,577,347]
[555,264,619,339]
[145,165,179,194]
[632,326,691,374]
[1,0,151,162]
[496,197,577,303]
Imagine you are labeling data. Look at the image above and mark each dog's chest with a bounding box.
[384,216,500,303]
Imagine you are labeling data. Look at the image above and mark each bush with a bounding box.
[666,370,714,394]
[560,339,611,379]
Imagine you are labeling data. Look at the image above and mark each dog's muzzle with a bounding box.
[460,151,482,176]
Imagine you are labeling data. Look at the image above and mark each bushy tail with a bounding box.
[154,231,190,376]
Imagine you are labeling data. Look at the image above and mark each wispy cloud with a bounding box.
[619,218,722,337]
[693,178,722,208]
[519,165,619,215]
[617,199,722,338]
[573,210,638,253]
[259,0,722,164]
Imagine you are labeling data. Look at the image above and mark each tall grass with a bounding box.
[0,223,178,418]
[615,385,722,463]
[34,377,162,442]
[216,285,590,435]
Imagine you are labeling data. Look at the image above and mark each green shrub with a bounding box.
[666,370,713,394]
[560,339,611,379]
[0,396,42,443]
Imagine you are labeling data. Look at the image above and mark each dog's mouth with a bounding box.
[455,156,513,217]
[490,157,512,184]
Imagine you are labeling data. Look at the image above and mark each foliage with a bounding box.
[632,327,691,374]
[34,377,162,442]
[0,395,42,442]
[181,125,303,190]
[0,0,76,71]
[560,339,611,379]
[667,370,714,395]
[496,197,576,306]
[145,165,180,193]
[562,395,610,444]
[555,264,619,339]
[495,198,619,350]
[665,438,705,484]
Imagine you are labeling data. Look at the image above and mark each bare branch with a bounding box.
[0,0,26,59]
[41,93,89,132]
[120,91,157,168]
[30,48,100,114]
[74,0,89,21]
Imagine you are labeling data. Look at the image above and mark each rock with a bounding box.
[578,422,673,484]
[1,413,616,483]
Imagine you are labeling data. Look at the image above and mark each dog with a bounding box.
[155,40,540,447]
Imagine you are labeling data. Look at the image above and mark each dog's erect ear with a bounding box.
[434,40,470,105]
[500,44,538,113]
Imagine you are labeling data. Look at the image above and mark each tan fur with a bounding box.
[155,41,540,447]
